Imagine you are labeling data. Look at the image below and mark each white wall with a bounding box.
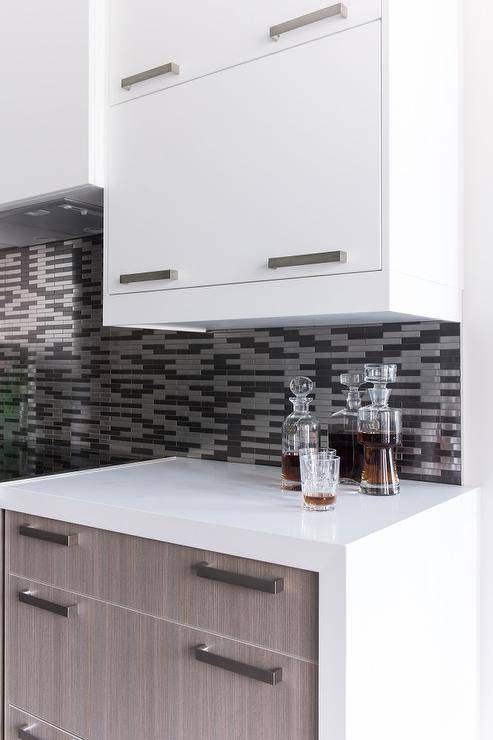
[463,1,493,737]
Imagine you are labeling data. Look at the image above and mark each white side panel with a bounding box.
[109,0,381,105]
[383,0,461,288]
[346,492,479,740]
[88,0,106,187]
[388,271,461,322]
[107,24,381,294]
[0,1,93,205]
[319,548,347,740]
[462,1,493,738]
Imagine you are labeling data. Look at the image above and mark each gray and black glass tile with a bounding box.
[0,238,461,484]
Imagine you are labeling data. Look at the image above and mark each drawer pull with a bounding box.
[121,62,180,90]
[195,644,283,685]
[120,269,179,284]
[18,590,78,618]
[18,726,40,740]
[19,524,79,547]
[268,250,347,270]
[270,3,348,40]
[195,562,284,594]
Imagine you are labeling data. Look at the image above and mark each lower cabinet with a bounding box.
[7,568,318,739]
[8,511,318,661]
[7,707,81,740]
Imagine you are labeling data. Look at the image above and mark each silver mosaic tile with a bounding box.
[0,238,461,484]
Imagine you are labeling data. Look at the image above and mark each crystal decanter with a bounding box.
[357,364,402,496]
[327,372,365,486]
[281,377,320,491]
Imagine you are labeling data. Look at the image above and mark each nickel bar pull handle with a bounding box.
[270,3,348,40]
[17,725,38,740]
[19,524,79,547]
[195,562,284,594]
[121,62,180,90]
[120,269,178,284]
[195,645,283,685]
[18,590,78,618]
[18,726,41,740]
[268,250,347,269]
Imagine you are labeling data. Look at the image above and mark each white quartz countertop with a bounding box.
[0,457,478,568]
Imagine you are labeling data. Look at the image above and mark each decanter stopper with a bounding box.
[340,372,365,389]
[289,376,313,398]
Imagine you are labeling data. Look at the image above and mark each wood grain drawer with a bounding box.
[8,512,318,661]
[8,577,318,740]
[7,707,84,740]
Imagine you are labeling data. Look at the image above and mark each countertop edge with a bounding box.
[0,483,480,572]
[0,487,346,571]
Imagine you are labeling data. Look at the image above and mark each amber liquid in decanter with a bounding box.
[281,452,302,491]
[357,430,400,488]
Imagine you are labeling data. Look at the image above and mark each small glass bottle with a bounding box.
[281,377,320,491]
[357,364,402,496]
[327,372,365,486]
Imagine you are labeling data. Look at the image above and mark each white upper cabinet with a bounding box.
[106,24,381,294]
[109,0,381,105]
[0,0,104,207]
[104,0,462,330]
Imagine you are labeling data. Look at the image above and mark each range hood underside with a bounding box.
[0,185,103,248]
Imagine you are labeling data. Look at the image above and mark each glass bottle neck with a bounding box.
[368,387,391,407]
[290,397,311,413]
[346,388,362,411]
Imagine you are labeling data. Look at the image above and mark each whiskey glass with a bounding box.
[299,449,340,511]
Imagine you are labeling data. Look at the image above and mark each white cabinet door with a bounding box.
[0,1,93,205]
[110,0,381,104]
[106,22,381,295]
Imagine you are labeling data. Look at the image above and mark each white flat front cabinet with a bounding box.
[110,0,381,105]
[0,1,93,205]
[107,22,381,296]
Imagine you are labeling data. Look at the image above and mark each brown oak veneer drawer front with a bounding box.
[7,707,84,740]
[8,578,96,738]
[8,512,318,661]
[8,576,318,740]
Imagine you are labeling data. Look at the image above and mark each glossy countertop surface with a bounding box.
[0,457,477,561]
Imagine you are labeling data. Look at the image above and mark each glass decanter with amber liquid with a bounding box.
[357,364,402,496]
[327,372,365,486]
[281,377,320,491]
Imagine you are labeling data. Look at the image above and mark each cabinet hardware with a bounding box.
[270,3,347,40]
[268,250,347,269]
[195,562,284,593]
[121,62,180,90]
[17,726,40,740]
[120,269,178,284]
[18,590,78,618]
[195,644,283,685]
[19,524,79,547]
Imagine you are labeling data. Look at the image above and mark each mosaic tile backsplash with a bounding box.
[0,238,461,484]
